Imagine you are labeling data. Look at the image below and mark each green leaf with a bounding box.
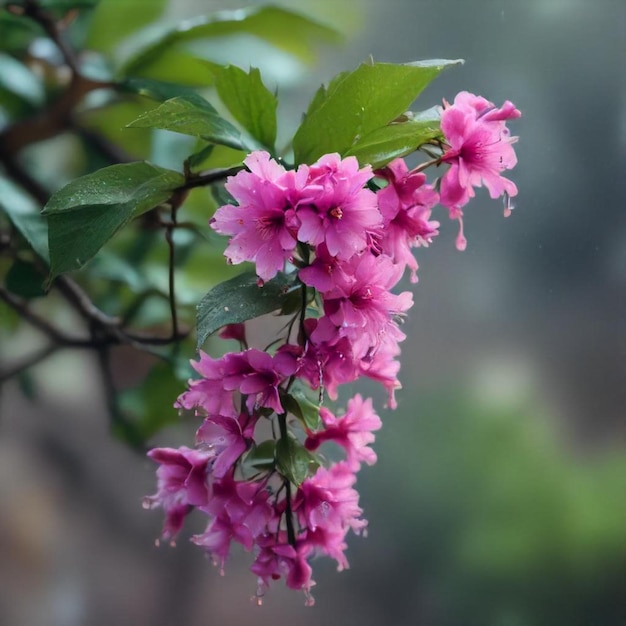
[117,77,212,104]
[281,385,321,431]
[196,271,298,349]
[118,362,185,441]
[85,0,168,53]
[6,259,46,298]
[213,65,277,150]
[245,439,276,470]
[42,162,184,280]
[0,176,49,263]
[293,59,462,164]
[0,12,42,53]
[345,106,443,168]
[276,435,319,487]
[120,6,341,78]
[0,53,44,106]
[127,95,245,150]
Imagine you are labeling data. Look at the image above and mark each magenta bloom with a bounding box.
[313,252,413,359]
[196,413,254,478]
[175,351,239,418]
[439,91,520,212]
[251,533,316,604]
[284,318,359,401]
[143,446,213,540]
[375,158,440,283]
[231,349,298,414]
[296,462,367,570]
[296,153,381,259]
[193,474,272,571]
[305,394,382,470]
[211,151,314,281]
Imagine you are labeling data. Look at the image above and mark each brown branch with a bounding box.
[0,284,92,347]
[0,74,113,156]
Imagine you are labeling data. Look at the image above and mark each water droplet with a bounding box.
[141,497,152,510]
[154,538,161,547]
[169,540,177,548]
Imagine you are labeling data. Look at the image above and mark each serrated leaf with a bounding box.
[276,436,319,486]
[120,6,341,78]
[196,271,298,349]
[293,59,462,165]
[0,176,49,263]
[42,162,184,279]
[6,259,46,298]
[213,65,277,150]
[345,106,443,168]
[127,95,245,150]
[118,77,214,105]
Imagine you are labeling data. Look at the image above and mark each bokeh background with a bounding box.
[1,0,625,625]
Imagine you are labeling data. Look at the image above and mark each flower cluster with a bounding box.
[144,92,520,605]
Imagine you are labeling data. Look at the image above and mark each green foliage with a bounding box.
[293,59,461,164]
[212,65,277,151]
[281,384,321,431]
[6,259,47,298]
[345,106,443,168]
[0,177,49,263]
[119,6,341,79]
[85,0,168,53]
[43,162,184,280]
[119,362,186,441]
[276,434,320,487]
[375,391,626,626]
[127,95,246,150]
[196,271,299,349]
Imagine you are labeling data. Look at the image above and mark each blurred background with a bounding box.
[1,0,625,625]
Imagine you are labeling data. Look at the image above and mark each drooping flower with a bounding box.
[312,252,413,360]
[196,413,255,478]
[251,533,316,605]
[439,91,520,222]
[143,446,213,540]
[305,394,382,470]
[283,318,359,401]
[295,462,367,570]
[375,158,440,282]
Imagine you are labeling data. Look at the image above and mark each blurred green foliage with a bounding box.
[373,390,626,626]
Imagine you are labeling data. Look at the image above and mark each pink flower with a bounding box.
[375,158,440,282]
[439,91,520,222]
[282,318,359,400]
[305,394,382,470]
[296,153,381,259]
[313,252,413,359]
[210,152,314,281]
[296,462,367,543]
[196,413,254,478]
[143,446,213,540]
[298,243,349,294]
[251,533,316,604]
[194,474,273,571]
[231,349,298,414]
[175,351,239,418]
[358,329,403,409]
